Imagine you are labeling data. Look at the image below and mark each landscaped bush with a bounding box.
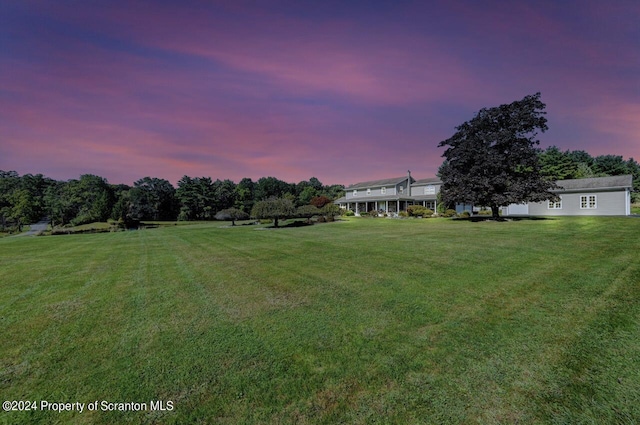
[477,209,492,216]
[458,211,471,218]
[441,209,457,217]
[407,205,434,217]
[344,210,355,216]
[399,211,409,217]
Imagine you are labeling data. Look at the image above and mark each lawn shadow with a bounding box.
[454,216,555,222]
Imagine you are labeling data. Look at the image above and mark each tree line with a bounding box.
[0,172,345,231]
[538,146,640,198]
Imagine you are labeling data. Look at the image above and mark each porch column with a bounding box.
[355,202,359,215]
[397,200,400,213]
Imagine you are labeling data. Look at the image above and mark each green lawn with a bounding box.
[1,217,639,424]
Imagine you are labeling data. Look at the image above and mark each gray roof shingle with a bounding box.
[555,175,632,191]
[346,176,413,190]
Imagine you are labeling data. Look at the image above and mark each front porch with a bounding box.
[340,199,437,216]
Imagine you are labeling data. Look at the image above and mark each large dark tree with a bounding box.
[176,176,216,220]
[129,177,177,221]
[234,177,255,213]
[438,93,557,219]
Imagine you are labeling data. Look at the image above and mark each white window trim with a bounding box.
[353,189,357,197]
[425,185,435,195]
[367,188,371,195]
[580,194,597,209]
[548,197,562,209]
[381,187,386,195]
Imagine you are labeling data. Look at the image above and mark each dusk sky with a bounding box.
[1,1,638,186]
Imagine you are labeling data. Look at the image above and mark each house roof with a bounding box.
[555,175,633,191]
[346,176,413,190]
[413,177,442,185]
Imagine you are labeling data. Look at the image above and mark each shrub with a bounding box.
[477,209,492,216]
[441,209,457,217]
[407,205,434,217]
[399,211,409,217]
[458,211,471,218]
[344,210,355,217]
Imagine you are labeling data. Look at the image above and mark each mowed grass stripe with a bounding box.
[1,217,639,424]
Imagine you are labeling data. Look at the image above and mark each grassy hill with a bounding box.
[1,217,639,424]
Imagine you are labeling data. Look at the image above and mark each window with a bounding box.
[399,186,404,194]
[353,190,357,197]
[580,195,596,209]
[425,185,435,195]
[367,188,371,195]
[381,187,386,195]
[548,198,562,209]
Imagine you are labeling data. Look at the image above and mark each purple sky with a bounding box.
[1,1,638,186]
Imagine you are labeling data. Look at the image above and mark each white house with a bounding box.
[334,171,441,215]
[336,172,633,217]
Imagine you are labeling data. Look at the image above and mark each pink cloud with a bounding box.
[2,1,638,186]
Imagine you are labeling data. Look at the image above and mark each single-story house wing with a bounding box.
[502,174,633,216]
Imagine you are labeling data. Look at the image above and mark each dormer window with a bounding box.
[399,186,404,194]
[353,189,357,197]
[381,187,386,195]
[367,188,371,195]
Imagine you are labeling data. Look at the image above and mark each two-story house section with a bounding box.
[335,171,442,216]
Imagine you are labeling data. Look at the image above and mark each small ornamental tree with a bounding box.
[320,203,340,221]
[215,207,249,226]
[250,197,295,228]
[296,205,320,223]
[310,195,332,208]
[438,93,557,219]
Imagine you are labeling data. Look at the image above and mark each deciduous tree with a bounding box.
[438,93,557,219]
[215,208,249,226]
[250,197,295,228]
